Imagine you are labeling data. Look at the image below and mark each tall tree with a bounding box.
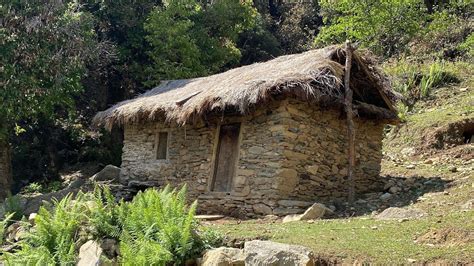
[144,0,257,84]
[0,1,102,197]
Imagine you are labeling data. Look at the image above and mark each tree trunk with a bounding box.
[0,139,13,200]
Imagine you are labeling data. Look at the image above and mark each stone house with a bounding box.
[94,46,399,217]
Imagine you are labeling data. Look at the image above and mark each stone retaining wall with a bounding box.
[120,99,385,217]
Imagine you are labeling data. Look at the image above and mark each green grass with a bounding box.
[212,211,474,263]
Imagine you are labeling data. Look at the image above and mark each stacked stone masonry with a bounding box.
[120,99,385,217]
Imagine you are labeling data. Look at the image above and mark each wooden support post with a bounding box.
[344,40,355,204]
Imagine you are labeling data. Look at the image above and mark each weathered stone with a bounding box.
[380,193,393,201]
[91,165,121,182]
[77,240,103,266]
[306,165,318,175]
[244,240,315,266]
[202,247,245,266]
[253,203,273,215]
[28,213,37,226]
[282,203,332,223]
[388,186,400,194]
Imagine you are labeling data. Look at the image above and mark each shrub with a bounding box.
[386,60,459,105]
[117,185,200,265]
[3,194,88,265]
[3,195,24,221]
[22,182,43,194]
[1,185,220,265]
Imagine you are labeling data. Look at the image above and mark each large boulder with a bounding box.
[91,165,121,182]
[77,240,103,266]
[244,240,315,266]
[201,247,245,266]
[282,203,333,223]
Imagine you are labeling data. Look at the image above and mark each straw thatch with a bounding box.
[94,45,398,130]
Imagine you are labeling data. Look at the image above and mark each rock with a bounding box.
[244,240,315,266]
[405,164,416,169]
[101,238,119,259]
[5,222,22,242]
[300,203,333,220]
[28,213,37,226]
[253,203,273,215]
[461,199,473,210]
[375,207,426,220]
[68,178,86,189]
[379,193,392,201]
[282,203,332,223]
[77,240,103,266]
[448,166,457,173]
[423,159,433,164]
[388,186,400,194]
[201,247,245,266]
[91,165,121,182]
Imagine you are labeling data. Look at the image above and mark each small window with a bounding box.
[156,132,169,160]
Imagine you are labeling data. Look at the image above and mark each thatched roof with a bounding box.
[94,45,399,130]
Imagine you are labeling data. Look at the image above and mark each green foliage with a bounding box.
[3,194,87,265]
[3,195,24,221]
[386,60,459,105]
[458,33,474,58]
[0,1,100,138]
[2,185,220,265]
[117,185,200,265]
[315,0,424,57]
[396,102,410,122]
[22,182,43,194]
[0,213,14,246]
[89,185,122,239]
[144,0,257,85]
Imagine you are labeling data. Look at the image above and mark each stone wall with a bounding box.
[273,99,384,214]
[120,99,385,217]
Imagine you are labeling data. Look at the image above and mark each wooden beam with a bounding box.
[352,53,397,114]
[344,40,356,204]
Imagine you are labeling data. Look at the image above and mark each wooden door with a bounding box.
[211,123,241,192]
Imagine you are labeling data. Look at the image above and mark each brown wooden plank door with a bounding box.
[211,123,241,192]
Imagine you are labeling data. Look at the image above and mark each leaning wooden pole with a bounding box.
[344,40,355,204]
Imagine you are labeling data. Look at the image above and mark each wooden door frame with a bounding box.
[208,117,244,193]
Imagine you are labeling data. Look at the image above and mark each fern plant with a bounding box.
[3,193,88,265]
[0,213,14,246]
[117,185,200,265]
